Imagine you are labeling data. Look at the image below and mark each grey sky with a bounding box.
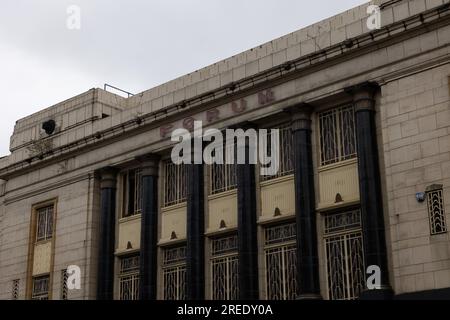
[0,0,368,156]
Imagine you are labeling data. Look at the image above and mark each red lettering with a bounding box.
[231,99,247,113]
[206,108,220,123]
[160,124,173,138]
[258,89,275,105]
[183,117,195,131]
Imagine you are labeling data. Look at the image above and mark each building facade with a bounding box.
[1,0,450,300]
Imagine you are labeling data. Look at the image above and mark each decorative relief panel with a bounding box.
[260,177,295,221]
[117,216,141,252]
[160,205,187,242]
[207,192,237,233]
[318,161,359,209]
[32,241,52,276]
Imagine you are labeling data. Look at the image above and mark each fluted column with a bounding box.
[236,125,259,300]
[186,139,205,300]
[289,105,322,300]
[97,167,118,300]
[348,83,393,299]
[138,155,160,300]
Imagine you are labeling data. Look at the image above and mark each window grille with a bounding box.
[427,187,447,235]
[163,246,187,300]
[164,161,187,206]
[61,269,68,300]
[210,164,237,194]
[264,223,298,300]
[36,206,53,242]
[119,254,140,300]
[210,141,237,194]
[122,169,142,217]
[31,275,50,300]
[324,209,365,300]
[12,279,19,300]
[211,235,239,300]
[318,105,356,166]
[261,125,294,181]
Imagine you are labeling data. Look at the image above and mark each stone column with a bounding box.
[97,167,118,300]
[236,125,259,300]
[186,139,205,300]
[348,83,393,299]
[289,105,322,300]
[138,155,160,300]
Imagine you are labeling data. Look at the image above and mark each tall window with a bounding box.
[210,164,237,194]
[122,169,142,217]
[261,125,294,181]
[31,275,50,300]
[318,105,356,166]
[162,245,187,300]
[211,235,239,300]
[210,141,237,195]
[164,161,187,206]
[324,209,365,300]
[265,223,298,300]
[119,254,140,300]
[60,269,68,300]
[36,205,53,242]
[12,279,19,300]
[427,185,447,235]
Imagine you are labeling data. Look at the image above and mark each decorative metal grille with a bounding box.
[122,169,142,217]
[324,209,365,300]
[211,235,239,300]
[164,161,187,206]
[163,246,187,300]
[36,206,53,242]
[61,269,68,300]
[12,279,19,300]
[427,188,447,235]
[210,164,237,194]
[119,255,140,300]
[265,223,296,245]
[319,105,356,166]
[264,223,298,300]
[261,125,294,181]
[31,275,50,300]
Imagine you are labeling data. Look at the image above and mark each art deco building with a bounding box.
[1,0,450,300]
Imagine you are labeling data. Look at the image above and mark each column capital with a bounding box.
[345,82,379,112]
[285,103,313,131]
[136,154,160,177]
[99,167,118,189]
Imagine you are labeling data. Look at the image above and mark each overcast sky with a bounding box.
[0,0,368,156]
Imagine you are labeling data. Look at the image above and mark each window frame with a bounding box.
[121,168,143,218]
[317,104,357,167]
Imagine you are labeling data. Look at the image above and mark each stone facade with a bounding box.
[0,0,449,300]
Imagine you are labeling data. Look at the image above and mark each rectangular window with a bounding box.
[122,169,142,217]
[261,125,294,181]
[119,254,140,300]
[61,269,68,300]
[162,245,187,300]
[31,275,50,300]
[12,279,19,300]
[427,186,447,235]
[211,235,239,300]
[210,141,237,194]
[264,223,298,300]
[36,205,54,242]
[324,209,365,300]
[318,105,356,166]
[164,161,187,206]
